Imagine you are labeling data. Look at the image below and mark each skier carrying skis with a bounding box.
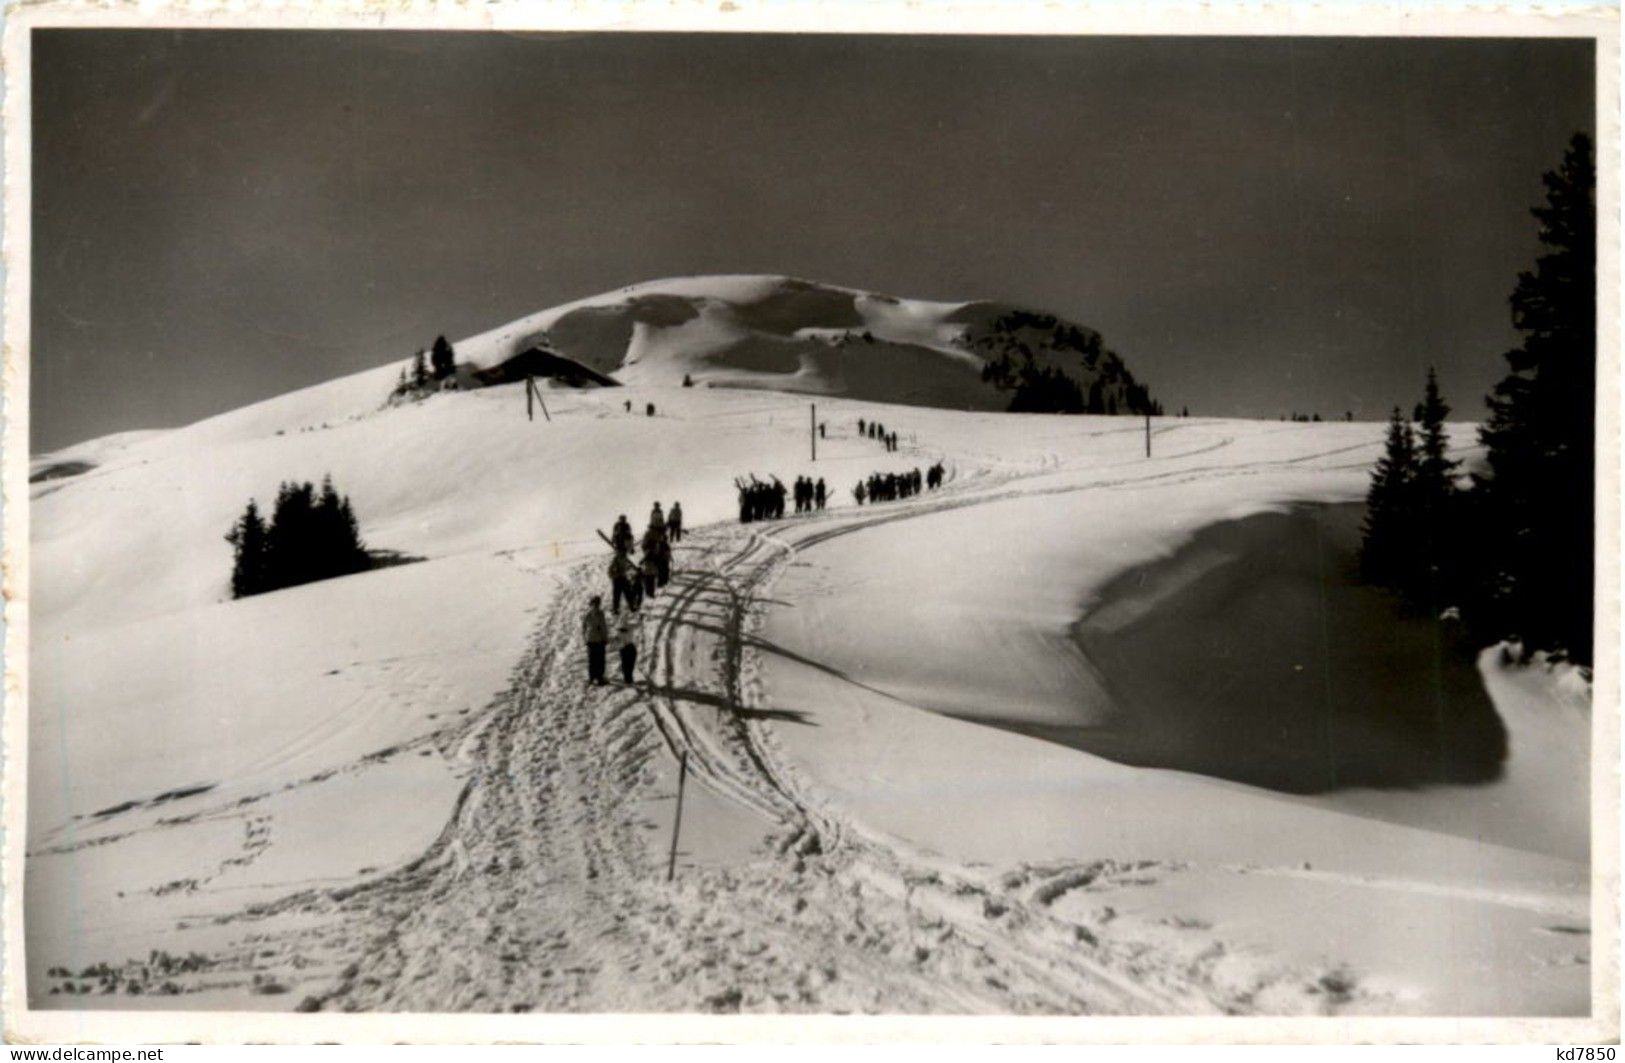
[667,501,684,543]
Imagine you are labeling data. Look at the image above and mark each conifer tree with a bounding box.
[1404,368,1462,608]
[1413,369,1459,503]
[225,500,269,598]
[411,350,430,390]
[430,335,456,381]
[313,476,369,580]
[1474,133,1595,662]
[1360,407,1418,589]
[266,481,317,589]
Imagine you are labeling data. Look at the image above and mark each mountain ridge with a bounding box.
[450,274,1160,416]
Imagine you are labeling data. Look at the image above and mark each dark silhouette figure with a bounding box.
[616,613,638,684]
[611,514,634,556]
[640,551,658,600]
[583,597,608,686]
[654,537,672,587]
[608,550,635,614]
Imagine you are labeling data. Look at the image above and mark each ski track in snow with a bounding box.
[78,449,1390,1016]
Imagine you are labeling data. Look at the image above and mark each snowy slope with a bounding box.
[20,341,1596,1022]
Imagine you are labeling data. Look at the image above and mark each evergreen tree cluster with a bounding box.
[390,335,459,401]
[1359,370,1459,605]
[1359,133,1595,666]
[973,311,1161,416]
[992,360,1085,413]
[225,477,370,598]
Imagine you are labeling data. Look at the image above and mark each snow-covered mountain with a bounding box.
[450,274,1157,413]
[19,283,1590,1025]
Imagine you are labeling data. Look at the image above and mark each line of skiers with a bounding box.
[856,417,899,453]
[604,501,683,614]
[585,500,684,685]
[852,462,945,505]
[736,476,786,523]
[735,474,834,522]
[794,476,827,513]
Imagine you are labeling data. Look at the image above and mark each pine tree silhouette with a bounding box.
[225,500,270,598]
[1414,369,1459,500]
[1473,133,1595,663]
[267,481,318,589]
[1360,407,1418,589]
[1405,368,1462,608]
[430,335,456,380]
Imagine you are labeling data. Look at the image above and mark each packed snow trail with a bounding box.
[253,490,1367,1014]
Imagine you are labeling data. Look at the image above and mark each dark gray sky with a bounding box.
[31,31,1592,451]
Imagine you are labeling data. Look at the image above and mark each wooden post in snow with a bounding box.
[810,403,817,462]
[1144,413,1151,458]
[666,750,688,882]
[525,376,551,423]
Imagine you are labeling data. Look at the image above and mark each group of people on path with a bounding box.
[857,417,900,453]
[584,500,683,686]
[736,476,787,523]
[853,462,945,506]
[736,474,834,523]
[607,502,682,608]
[794,476,827,513]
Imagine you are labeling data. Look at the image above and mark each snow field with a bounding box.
[22,301,1590,1018]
